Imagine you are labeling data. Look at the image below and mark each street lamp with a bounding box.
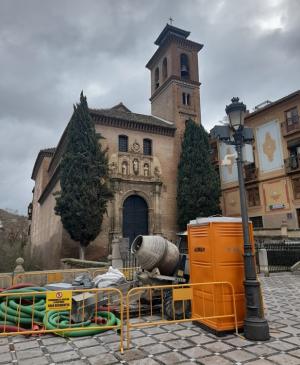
[211,97,270,341]
[226,97,246,130]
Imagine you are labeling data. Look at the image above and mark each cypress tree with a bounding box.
[177,119,221,230]
[55,92,113,259]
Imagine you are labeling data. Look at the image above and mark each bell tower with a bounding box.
[146,24,203,133]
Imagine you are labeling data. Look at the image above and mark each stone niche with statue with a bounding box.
[108,140,162,182]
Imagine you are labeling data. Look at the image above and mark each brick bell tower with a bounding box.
[146,24,203,135]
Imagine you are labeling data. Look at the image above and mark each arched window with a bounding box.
[143,139,152,155]
[119,135,128,152]
[182,92,191,106]
[162,58,168,80]
[187,93,191,105]
[154,67,159,89]
[180,53,190,79]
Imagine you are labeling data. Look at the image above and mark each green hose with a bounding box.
[0,320,18,326]
[44,310,120,337]
[0,287,46,303]
[1,287,47,295]
[9,299,45,319]
[46,311,91,328]
[0,287,46,327]
[0,302,34,325]
[0,287,121,337]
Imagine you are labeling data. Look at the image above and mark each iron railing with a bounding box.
[282,116,300,134]
[256,241,300,272]
[284,155,300,173]
[244,164,258,182]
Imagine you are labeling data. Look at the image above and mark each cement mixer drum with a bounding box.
[131,235,180,276]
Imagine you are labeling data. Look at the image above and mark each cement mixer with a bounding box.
[131,235,190,319]
[131,235,179,274]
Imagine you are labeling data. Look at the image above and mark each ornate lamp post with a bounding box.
[211,97,270,341]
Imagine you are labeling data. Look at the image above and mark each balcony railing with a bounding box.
[244,164,258,182]
[284,154,300,173]
[282,115,300,135]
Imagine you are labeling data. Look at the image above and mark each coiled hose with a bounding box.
[0,285,120,337]
[44,310,121,337]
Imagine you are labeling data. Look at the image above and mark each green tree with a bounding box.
[177,119,221,230]
[55,92,113,259]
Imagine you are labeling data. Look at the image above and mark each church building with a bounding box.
[29,24,203,268]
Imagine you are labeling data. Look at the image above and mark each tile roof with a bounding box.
[89,103,175,130]
[31,147,56,180]
[245,90,300,119]
[40,147,56,154]
[154,24,190,46]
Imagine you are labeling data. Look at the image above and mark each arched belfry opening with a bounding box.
[162,57,168,80]
[154,67,160,89]
[180,53,190,79]
[122,195,149,244]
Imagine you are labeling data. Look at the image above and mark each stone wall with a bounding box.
[30,178,62,269]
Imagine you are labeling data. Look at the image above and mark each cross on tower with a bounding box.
[168,17,174,25]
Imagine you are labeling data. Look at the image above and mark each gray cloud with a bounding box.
[0,0,299,213]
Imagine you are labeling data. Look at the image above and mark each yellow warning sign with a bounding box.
[46,290,72,311]
[173,287,193,301]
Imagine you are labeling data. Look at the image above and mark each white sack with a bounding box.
[93,266,126,288]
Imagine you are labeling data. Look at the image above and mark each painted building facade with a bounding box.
[212,90,300,230]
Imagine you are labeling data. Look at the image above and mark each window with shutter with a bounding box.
[119,135,128,152]
[286,107,299,125]
[247,187,260,207]
[143,139,152,156]
[292,177,300,199]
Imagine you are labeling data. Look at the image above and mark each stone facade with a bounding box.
[29,24,203,268]
[213,90,300,231]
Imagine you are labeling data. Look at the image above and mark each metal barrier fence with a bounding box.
[126,282,238,349]
[122,251,138,273]
[12,266,139,288]
[255,242,300,272]
[0,275,13,289]
[0,280,240,354]
[12,269,99,286]
[0,287,124,352]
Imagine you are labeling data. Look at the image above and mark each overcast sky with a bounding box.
[1,0,300,214]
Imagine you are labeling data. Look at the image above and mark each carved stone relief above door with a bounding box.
[108,153,162,181]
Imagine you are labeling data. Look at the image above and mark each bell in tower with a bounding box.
[180,53,190,79]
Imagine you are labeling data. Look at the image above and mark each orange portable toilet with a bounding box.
[187,217,255,333]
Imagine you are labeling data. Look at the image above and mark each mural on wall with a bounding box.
[256,121,284,173]
[224,189,241,216]
[219,142,238,184]
[262,179,290,212]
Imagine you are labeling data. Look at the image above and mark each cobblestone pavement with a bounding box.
[1,273,300,365]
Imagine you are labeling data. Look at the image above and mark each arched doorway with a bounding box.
[122,195,148,245]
